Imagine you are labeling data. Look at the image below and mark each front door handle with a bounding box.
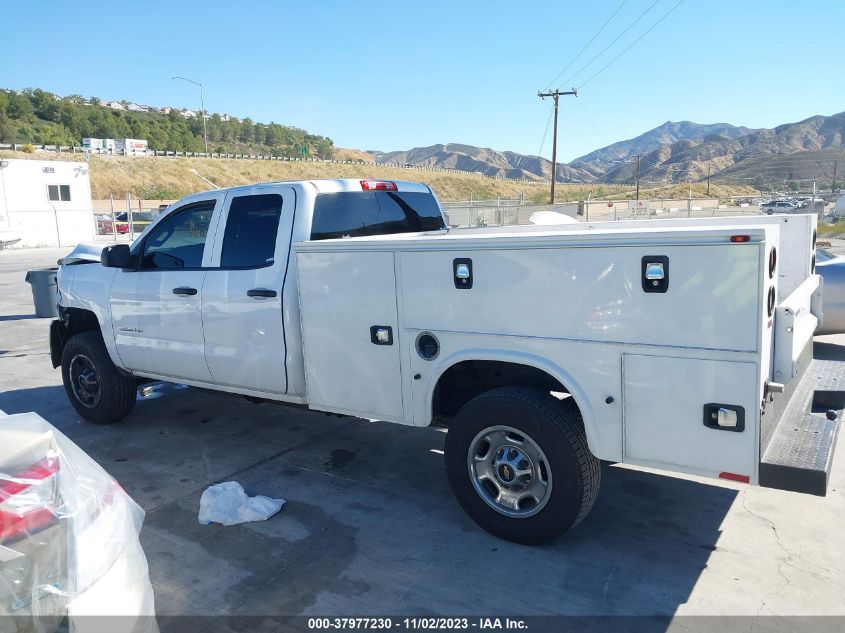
[172,287,197,296]
[247,288,277,298]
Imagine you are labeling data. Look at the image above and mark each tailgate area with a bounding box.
[760,341,844,495]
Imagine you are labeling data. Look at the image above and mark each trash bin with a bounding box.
[25,268,59,318]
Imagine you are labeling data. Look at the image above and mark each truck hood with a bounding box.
[58,243,106,265]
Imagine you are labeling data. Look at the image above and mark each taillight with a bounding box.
[360,179,398,191]
[769,247,777,279]
[767,286,776,318]
[0,455,60,543]
[730,235,750,243]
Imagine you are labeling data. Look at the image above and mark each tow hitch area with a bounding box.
[760,355,845,496]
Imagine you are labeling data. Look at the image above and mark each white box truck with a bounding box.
[50,179,840,544]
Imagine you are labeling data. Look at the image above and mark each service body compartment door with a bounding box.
[296,250,404,420]
[623,354,758,477]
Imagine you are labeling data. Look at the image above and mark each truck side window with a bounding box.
[220,194,283,268]
[140,201,215,270]
[311,191,445,240]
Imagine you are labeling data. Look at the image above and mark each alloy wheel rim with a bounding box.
[466,425,553,518]
[69,354,101,408]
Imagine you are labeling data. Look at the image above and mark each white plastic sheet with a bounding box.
[0,411,157,633]
[198,481,285,526]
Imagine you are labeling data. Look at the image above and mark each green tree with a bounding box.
[29,88,60,122]
[0,110,16,142]
[7,93,34,121]
[240,118,253,143]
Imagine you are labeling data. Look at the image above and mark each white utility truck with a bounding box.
[51,179,841,544]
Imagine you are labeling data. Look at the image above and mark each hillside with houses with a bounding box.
[0,87,333,158]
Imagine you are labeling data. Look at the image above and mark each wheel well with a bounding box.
[432,360,569,421]
[62,307,101,337]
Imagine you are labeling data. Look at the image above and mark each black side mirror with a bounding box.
[101,244,131,268]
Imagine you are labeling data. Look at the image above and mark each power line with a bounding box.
[537,105,555,157]
[575,97,627,162]
[562,0,662,87]
[544,0,631,90]
[579,0,688,89]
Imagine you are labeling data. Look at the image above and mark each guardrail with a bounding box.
[0,144,547,184]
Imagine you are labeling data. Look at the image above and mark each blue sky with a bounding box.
[3,0,844,161]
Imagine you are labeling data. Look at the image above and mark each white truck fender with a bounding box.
[423,347,600,455]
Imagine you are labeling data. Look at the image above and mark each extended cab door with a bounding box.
[109,195,224,382]
[201,187,295,394]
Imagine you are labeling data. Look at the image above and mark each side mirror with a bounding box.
[101,244,131,268]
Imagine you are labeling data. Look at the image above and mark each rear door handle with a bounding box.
[247,288,277,298]
[172,287,197,296]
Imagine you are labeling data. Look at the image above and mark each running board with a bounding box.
[760,357,845,496]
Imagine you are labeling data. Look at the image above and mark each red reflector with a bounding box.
[0,457,60,543]
[719,472,750,483]
[730,235,750,243]
[0,457,59,502]
[360,179,398,191]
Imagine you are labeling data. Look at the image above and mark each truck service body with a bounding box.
[51,179,841,544]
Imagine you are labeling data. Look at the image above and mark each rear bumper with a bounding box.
[760,340,844,496]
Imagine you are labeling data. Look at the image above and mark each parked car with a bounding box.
[816,247,845,334]
[761,200,799,214]
[95,214,129,235]
[0,410,156,631]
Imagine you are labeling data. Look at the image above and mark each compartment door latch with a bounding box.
[454,258,473,289]
[642,255,669,293]
[703,403,745,432]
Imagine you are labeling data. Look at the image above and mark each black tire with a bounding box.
[444,386,600,545]
[61,331,136,425]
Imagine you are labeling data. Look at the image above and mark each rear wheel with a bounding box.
[61,331,136,424]
[445,386,600,545]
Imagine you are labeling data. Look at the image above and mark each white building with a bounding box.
[0,159,94,248]
[113,138,149,154]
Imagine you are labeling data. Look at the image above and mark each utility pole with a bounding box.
[538,88,577,204]
[833,161,838,193]
[635,154,641,200]
[706,163,711,197]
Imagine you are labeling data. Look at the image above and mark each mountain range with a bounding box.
[370,112,845,187]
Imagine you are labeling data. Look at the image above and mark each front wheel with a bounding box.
[444,387,600,545]
[61,331,136,424]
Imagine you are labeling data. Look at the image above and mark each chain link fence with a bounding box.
[441,200,580,228]
[91,195,174,241]
[442,198,764,228]
[87,195,764,242]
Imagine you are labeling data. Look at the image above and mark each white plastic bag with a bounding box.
[198,481,285,526]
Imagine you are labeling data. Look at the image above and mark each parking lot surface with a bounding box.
[1,247,844,618]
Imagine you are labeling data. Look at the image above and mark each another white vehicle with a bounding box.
[0,410,156,631]
[51,179,841,544]
[762,199,799,214]
[833,193,845,218]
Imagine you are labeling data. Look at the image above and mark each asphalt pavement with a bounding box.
[1,247,843,623]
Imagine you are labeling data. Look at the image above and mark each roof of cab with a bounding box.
[177,178,432,202]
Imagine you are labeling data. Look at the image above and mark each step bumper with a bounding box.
[760,354,845,496]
